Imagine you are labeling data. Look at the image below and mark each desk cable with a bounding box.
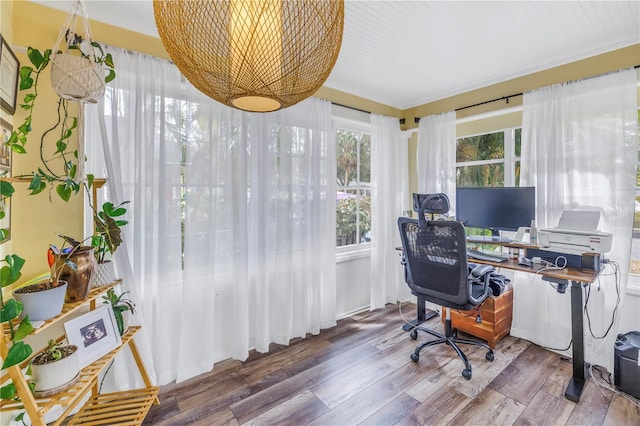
[584,259,620,340]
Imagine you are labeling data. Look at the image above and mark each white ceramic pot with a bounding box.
[91,261,116,288]
[31,346,80,393]
[13,281,68,321]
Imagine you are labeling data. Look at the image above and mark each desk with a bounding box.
[469,256,600,403]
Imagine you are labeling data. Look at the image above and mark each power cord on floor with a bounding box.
[588,363,640,409]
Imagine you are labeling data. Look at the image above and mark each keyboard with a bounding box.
[467,235,512,243]
[466,248,509,263]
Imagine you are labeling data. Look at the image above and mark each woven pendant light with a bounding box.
[153,0,344,112]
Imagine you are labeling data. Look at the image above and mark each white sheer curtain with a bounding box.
[517,68,638,371]
[370,114,411,309]
[86,47,337,385]
[416,111,457,209]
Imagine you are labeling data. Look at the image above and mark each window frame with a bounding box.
[455,126,521,188]
[333,112,372,257]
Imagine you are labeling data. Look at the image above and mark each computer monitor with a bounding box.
[456,186,535,234]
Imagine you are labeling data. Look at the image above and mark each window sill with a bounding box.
[336,248,371,263]
[626,273,640,296]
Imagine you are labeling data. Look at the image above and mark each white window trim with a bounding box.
[333,108,372,257]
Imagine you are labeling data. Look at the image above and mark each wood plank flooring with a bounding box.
[143,303,639,425]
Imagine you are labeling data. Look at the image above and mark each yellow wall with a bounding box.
[1,1,639,282]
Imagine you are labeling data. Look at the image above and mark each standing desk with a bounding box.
[469,252,600,403]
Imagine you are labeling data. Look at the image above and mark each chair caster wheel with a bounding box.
[486,351,495,362]
[410,330,418,340]
[411,353,419,362]
[462,369,472,380]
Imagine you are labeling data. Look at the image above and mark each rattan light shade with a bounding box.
[153,0,344,112]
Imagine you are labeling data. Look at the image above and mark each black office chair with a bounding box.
[398,216,495,380]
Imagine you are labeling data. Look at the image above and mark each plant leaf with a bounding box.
[0,254,25,288]
[27,47,43,68]
[0,180,15,198]
[1,341,32,369]
[0,298,21,322]
[105,69,116,83]
[56,184,72,202]
[0,383,17,400]
[13,317,34,341]
[19,66,34,90]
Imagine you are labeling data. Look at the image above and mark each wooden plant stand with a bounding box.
[1,281,159,425]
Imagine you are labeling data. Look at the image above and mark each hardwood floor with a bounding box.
[143,303,639,425]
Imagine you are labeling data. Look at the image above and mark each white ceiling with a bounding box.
[29,0,640,110]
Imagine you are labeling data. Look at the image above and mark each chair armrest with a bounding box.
[468,264,494,278]
[467,264,494,306]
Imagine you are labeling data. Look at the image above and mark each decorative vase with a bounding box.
[52,246,97,303]
[31,345,80,395]
[13,281,68,321]
[91,260,116,288]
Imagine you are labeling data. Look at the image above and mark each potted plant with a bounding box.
[30,339,79,394]
[48,235,96,303]
[102,288,135,336]
[6,37,115,202]
[90,200,129,288]
[13,234,96,322]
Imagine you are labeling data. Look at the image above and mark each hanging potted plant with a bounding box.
[5,1,115,202]
[49,0,115,104]
[90,200,129,288]
[30,339,80,395]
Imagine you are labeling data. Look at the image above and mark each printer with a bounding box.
[537,210,612,255]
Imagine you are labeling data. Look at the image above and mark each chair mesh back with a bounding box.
[398,218,469,307]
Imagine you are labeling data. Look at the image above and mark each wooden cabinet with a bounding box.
[1,281,159,425]
[443,287,513,349]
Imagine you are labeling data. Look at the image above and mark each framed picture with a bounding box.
[1,118,12,170]
[0,34,19,115]
[64,306,122,368]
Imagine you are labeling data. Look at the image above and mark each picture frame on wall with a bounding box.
[0,34,19,115]
[0,118,12,170]
[0,118,11,244]
[64,306,122,368]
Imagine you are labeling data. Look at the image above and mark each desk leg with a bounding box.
[565,280,587,402]
[402,294,438,331]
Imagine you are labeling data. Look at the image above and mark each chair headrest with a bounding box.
[414,193,450,227]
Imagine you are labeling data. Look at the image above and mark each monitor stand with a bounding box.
[402,294,438,331]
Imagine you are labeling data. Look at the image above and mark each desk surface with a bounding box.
[469,257,599,284]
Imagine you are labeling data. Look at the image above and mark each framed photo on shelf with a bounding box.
[0,34,19,115]
[64,306,122,368]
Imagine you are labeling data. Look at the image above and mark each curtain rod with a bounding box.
[331,102,406,124]
[414,64,640,123]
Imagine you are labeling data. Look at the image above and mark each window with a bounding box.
[630,109,640,277]
[456,128,521,187]
[336,128,371,248]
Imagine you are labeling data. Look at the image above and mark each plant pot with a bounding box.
[31,345,80,395]
[91,260,116,288]
[13,281,68,321]
[52,246,97,303]
[50,53,106,103]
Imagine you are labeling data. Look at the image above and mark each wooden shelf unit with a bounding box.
[1,282,158,425]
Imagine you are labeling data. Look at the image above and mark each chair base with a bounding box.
[409,319,494,380]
